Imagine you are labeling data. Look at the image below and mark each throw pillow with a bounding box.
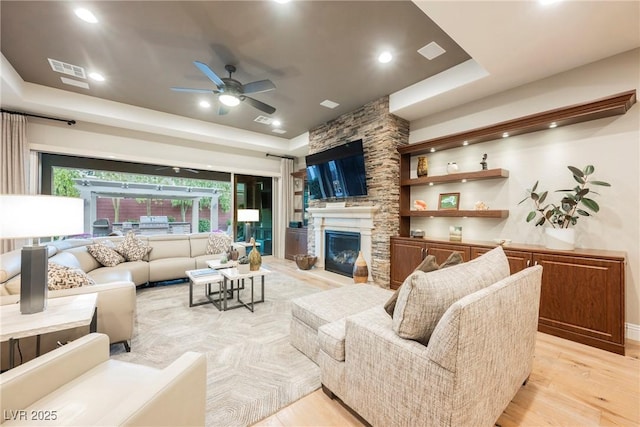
[87,242,125,267]
[115,231,152,261]
[384,252,464,316]
[206,232,232,255]
[392,246,509,345]
[48,262,96,290]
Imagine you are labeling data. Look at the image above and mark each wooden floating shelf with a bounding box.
[398,90,636,155]
[401,209,510,219]
[402,168,509,186]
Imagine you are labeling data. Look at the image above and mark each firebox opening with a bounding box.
[325,230,360,277]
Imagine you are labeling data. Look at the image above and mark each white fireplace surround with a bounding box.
[308,205,379,281]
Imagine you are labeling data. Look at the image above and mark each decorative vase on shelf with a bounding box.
[228,245,239,261]
[352,251,368,284]
[545,228,575,250]
[248,238,262,271]
[417,156,429,177]
[446,162,459,174]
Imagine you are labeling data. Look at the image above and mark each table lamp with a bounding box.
[237,209,259,243]
[0,195,84,314]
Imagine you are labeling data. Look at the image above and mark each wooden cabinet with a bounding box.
[285,228,308,261]
[391,236,626,355]
[390,238,426,288]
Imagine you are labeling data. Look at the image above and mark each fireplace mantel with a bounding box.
[308,205,379,281]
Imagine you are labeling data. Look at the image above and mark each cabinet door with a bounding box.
[534,253,625,354]
[390,239,427,289]
[426,242,470,264]
[285,228,306,261]
[470,247,532,274]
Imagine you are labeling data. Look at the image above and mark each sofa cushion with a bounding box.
[205,232,232,255]
[318,318,347,361]
[384,252,464,316]
[392,246,509,345]
[87,242,125,267]
[116,232,152,261]
[48,262,96,290]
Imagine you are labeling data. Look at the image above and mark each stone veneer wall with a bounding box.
[307,96,409,287]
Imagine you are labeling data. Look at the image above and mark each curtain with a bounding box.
[275,158,294,258]
[1,112,29,253]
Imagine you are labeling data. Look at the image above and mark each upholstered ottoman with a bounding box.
[290,284,393,363]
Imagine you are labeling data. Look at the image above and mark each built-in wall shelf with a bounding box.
[397,90,637,237]
[401,168,509,186]
[401,209,509,219]
[399,90,636,155]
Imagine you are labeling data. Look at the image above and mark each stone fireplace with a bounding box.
[306,96,409,286]
[308,205,378,281]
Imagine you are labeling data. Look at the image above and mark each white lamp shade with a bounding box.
[237,209,259,222]
[0,195,85,239]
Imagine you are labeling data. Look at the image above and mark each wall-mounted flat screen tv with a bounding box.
[306,139,368,200]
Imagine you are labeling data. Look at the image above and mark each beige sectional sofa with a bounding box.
[0,232,242,369]
[0,333,206,426]
[291,247,544,426]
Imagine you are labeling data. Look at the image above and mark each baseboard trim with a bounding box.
[626,322,640,342]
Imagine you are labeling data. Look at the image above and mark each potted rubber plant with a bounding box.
[519,165,611,250]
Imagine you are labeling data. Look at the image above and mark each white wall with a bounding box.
[408,49,640,332]
[27,121,283,178]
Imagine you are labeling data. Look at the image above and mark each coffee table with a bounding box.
[214,267,270,312]
[186,260,240,307]
[0,293,98,369]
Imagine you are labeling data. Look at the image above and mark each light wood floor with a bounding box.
[256,257,640,427]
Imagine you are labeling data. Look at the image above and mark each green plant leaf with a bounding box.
[531,181,539,193]
[538,191,548,204]
[577,209,591,216]
[526,211,537,222]
[572,174,585,184]
[535,217,546,226]
[590,180,611,187]
[581,198,600,212]
[518,196,530,205]
[531,192,539,201]
[545,210,554,219]
[577,188,589,197]
[583,165,594,175]
[568,166,584,178]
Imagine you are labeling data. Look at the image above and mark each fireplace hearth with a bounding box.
[325,231,360,277]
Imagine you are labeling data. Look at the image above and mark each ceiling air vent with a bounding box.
[272,129,287,134]
[48,58,86,79]
[417,42,446,60]
[254,115,273,125]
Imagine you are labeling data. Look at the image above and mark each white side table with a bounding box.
[216,267,270,312]
[185,268,223,307]
[0,293,98,369]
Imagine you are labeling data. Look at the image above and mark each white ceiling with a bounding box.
[2,1,639,159]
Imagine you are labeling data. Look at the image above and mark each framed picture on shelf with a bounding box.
[439,192,460,210]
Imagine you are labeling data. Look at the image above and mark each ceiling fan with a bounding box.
[156,166,199,174]
[172,61,276,115]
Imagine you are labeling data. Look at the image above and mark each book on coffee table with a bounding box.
[189,268,220,278]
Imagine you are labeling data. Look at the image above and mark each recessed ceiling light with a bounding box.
[539,0,562,5]
[418,41,446,60]
[274,0,290,3]
[429,147,436,153]
[462,140,469,146]
[74,8,98,23]
[549,122,558,128]
[461,179,467,183]
[199,100,211,108]
[502,132,510,138]
[320,99,340,109]
[272,129,287,134]
[428,182,434,186]
[378,51,393,64]
[272,120,282,127]
[88,72,105,81]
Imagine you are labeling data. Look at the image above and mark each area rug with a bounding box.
[110,270,324,427]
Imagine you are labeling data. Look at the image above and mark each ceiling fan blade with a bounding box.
[242,79,276,95]
[193,61,225,88]
[171,87,218,94]
[242,96,276,115]
[218,104,230,116]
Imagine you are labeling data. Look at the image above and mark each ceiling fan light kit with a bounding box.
[172,61,276,115]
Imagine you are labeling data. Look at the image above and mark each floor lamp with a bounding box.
[0,195,84,314]
[237,209,259,243]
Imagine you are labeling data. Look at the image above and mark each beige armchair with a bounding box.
[0,333,206,426]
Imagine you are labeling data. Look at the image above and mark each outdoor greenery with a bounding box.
[52,167,232,226]
[519,165,611,229]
